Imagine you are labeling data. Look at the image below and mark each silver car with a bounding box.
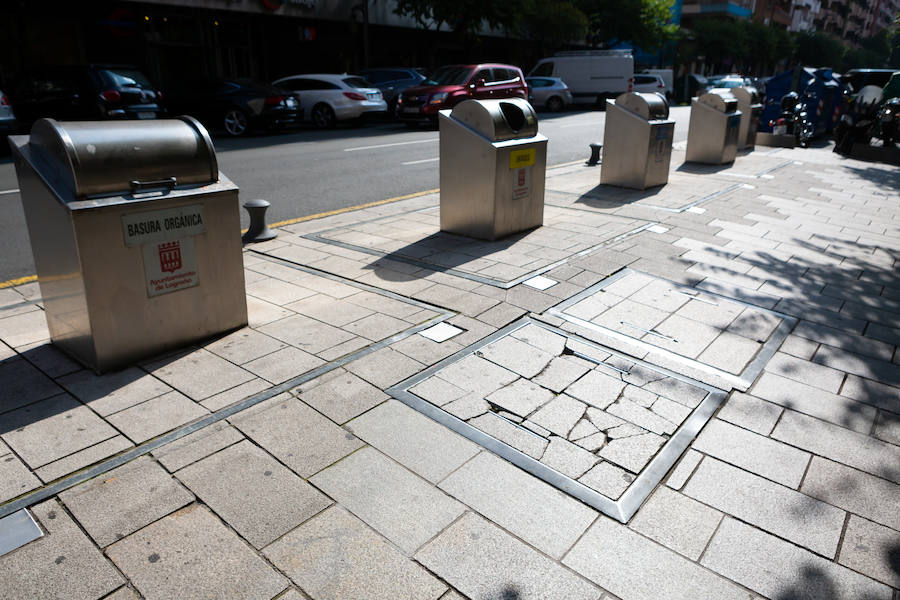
[526,77,573,112]
[0,90,16,140]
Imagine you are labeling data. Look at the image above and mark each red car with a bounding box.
[397,63,528,126]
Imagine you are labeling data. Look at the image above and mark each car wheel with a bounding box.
[312,103,336,129]
[546,96,564,112]
[223,108,250,136]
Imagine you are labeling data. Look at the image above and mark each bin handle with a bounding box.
[130,177,177,193]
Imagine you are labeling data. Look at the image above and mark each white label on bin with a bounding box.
[142,237,199,297]
[512,166,531,201]
[122,205,206,247]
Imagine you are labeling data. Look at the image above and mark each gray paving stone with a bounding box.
[470,413,549,458]
[1,393,118,468]
[664,448,703,490]
[59,456,194,547]
[598,432,665,473]
[675,296,744,329]
[715,391,782,435]
[764,352,846,394]
[297,368,387,424]
[645,314,721,359]
[570,418,599,440]
[800,456,900,531]
[345,399,479,483]
[416,512,601,600]
[0,358,63,414]
[35,436,133,483]
[0,309,50,348]
[530,394,587,437]
[58,367,173,416]
[409,376,468,406]
[311,446,464,554]
[701,517,891,600]
[779,333,820,359]
[0,499,124,600]
[199,377,270,412]
[0,443,40,502]
[540,436,600,478]
[696,331,761,374]
[691,418,811,488]
[485,378,555,418]
[231,397,363,478]
[577,461,633,499]
[103,587,140,600]
[258,314,357,355]
[565,369,625,410]
[204,328,288,365]
[243,346,325,384]
[106,391,209,444]
[838,515,900,588]
[574,431,608,452]
[344,312,410,341]
[607,398,677,435]
[151,421,243,472]
[264,506,446,600]
[345,347,425,389]
[873,410,900,445]
[771,410,900,484]
[622,385,658,407]
[563,516,749,600]
[586,407,627,431]
[444,392,491,420]
[144,348,256,401]
[107,504,288,600]
[751,372,876,433]
[391,333,463,365]
[477,335,555,379]
[839,373,900,413]
[684,457,845,557]
[439,452,597,559]
[650,396,693,425]
[176,440,331,549]
[629,486,723,560]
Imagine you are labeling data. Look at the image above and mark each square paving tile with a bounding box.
[387,317,725,523]
[264,506,447,600]
[298,368,388,424]
[176,440,331,549]
[58,367,173,417]
[59,456,194,547]
[106,504,288,600]
[143,349,256,401]
[0,440,41,503]
[105,391,209,444]
[549,268,796,391]
[0,358,63,414]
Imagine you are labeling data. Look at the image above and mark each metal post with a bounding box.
[586,143,602,166]
[242,198,277,243]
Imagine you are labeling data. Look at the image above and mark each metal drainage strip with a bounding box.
[386,316,726,524]
[547,268,797,392]
[300,209,657,289]
[0,252,455,522]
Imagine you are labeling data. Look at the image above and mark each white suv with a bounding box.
[273,73,386,128]
[632,74,667,98]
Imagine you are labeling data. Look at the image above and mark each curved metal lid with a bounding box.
[730,86,760,106]
[27,117,218,199]
[699,90,739,113]
[615,92,669,120]
[449,98,539,141]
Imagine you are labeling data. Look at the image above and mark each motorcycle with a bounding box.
[769,91,815,148]
[872,97,899,147]
[833,85,883,155]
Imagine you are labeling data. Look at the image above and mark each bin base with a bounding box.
[756,132,796,148]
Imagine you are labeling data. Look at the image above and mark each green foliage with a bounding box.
[576,0,679,50]
[794,31,844,67]
[514,0,589,47]
[393,0,521,36]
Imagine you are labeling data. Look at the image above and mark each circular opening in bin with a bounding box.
[499,101,526,132]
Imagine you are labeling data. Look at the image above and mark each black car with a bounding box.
[165,79,300,136]
[10,64,164,128]
[358,68,425,116]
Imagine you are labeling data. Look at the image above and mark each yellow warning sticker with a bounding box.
[509,148,536,169]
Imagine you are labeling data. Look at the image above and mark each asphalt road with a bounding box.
[0,106,692,283]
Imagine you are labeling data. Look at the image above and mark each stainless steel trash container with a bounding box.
[601,92,675,189]
[732,86,763,150]
[9,117,247,372]
[685,90,742,164]
[439,98,548,240]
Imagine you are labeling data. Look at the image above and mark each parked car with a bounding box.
[674,74,710,103]
[0,90,16,141]
[641,69,674,96]
[711,76,746,90]
[633,74,667,96]
[397,63,527,126]
[273,73,386,128]
[358,67,426,116]
[9,64,163,128]
[165,78,300,136]
[525,77,573,112]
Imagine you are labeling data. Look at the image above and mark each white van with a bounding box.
[529,51,634,104]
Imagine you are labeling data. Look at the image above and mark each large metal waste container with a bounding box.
[601,92,674,189]
[732,86,762,150]
[439,98,548,240]
[9,117,248,372]
[686,90,742,164]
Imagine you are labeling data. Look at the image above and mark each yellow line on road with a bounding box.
[266,188,439,229]
[0,274,37,289]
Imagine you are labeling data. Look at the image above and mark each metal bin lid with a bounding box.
[698,90,739,113]
[26,117,218,199]
[730,86,760,106]
[615,92,669,120]
[449,98,538,142]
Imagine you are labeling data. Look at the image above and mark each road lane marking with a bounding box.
[0,274,37,289]
[344,138,438,152]
[402,157,439,165]
[0,189,20,196]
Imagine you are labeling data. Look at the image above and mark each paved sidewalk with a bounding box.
[1,141,899,600]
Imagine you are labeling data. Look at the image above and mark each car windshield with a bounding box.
[343,77,373,88]
[718,80,743,88]
[101,68,154,89]
[423,66,472,86]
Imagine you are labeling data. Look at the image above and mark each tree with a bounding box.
[514,0,588,51]
[794,31,845,68]
[393,0,523,37]
[575,0,679,50]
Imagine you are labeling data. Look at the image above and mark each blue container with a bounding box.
[759,67,817,133]
[815,68,842,133]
